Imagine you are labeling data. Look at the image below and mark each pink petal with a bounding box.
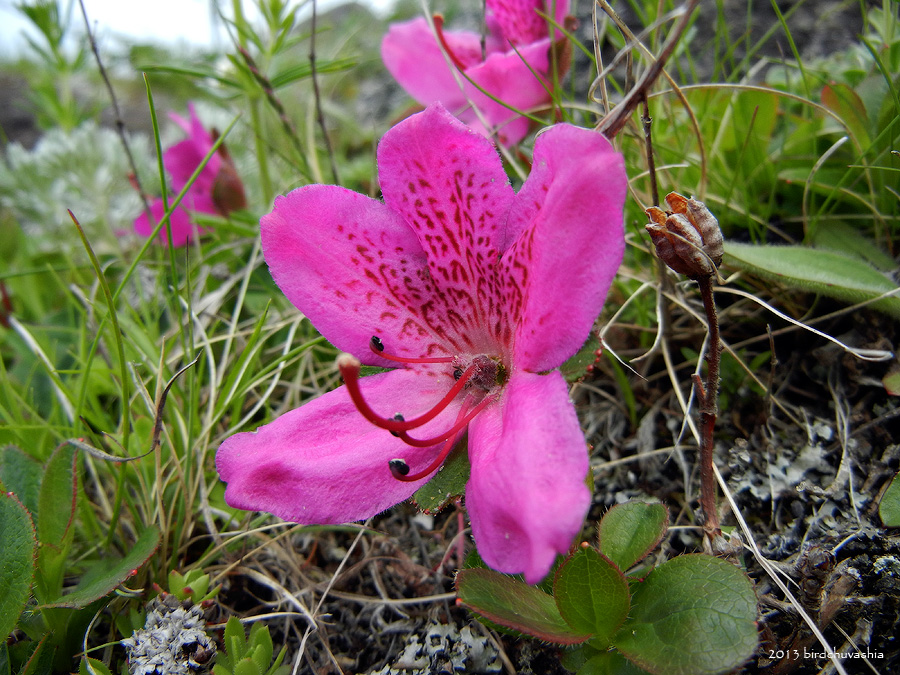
[463,38,554,146]
[133,198,201,247]
[466,369,590,583]
[381,18,483,112]
[261,183,460,365]
[377,104,517,353]
[216,368,464,524]
[486,0,569,46]
[503,124,626,373]
[164,133,220,195]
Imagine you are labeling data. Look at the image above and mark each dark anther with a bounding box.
[389,458,410,477]
[389,413,405,437]
[453,368,463,380]
[371,336,385,352]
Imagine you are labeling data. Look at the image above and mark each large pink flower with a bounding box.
[216,104,625,583]
[382,0,569,146]
[134,103,246,246]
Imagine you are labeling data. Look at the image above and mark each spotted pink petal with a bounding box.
[377,105,517,354]
[486,0,569,46]
[261,184,457,366]
[217,368,463,524]
[503,123,626,373]
[466,369,590,584]
[381,17,484,111]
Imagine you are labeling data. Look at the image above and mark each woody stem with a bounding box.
[694,275,721,543]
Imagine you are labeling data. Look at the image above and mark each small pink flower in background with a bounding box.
[381,0,570,146]
[216,104,625,583]
[134,103,246,246]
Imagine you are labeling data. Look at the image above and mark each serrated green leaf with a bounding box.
[40,526,160,608]
[554,548,629,642]
[0,445,42,517]
[0,492,36,638]
[724,242,900,319]
[20,636,52,675]
[233,658,263,675]
[598,502,669,572]
[249,622,274,669]
[613,554,757,675]
[456,568,590,644]
[412,441,470,514]
[879,472,900,527]
[80,657,114,675]
[37,444,77,547]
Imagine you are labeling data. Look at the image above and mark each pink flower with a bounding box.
[216,104,625,583]
[381,0,570,146]
[134,103,246,246]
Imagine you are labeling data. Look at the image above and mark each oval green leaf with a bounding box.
[456,568,591,645]
[41,525,160,608]
[612,554,758,675]
[554,547,630,642]
[0,492,36,639]
[598,502,669,572]
[724,242,900,319]
[879,472,900,527]
[0,445,43,517]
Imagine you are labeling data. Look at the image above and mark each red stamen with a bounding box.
[338,353,477,432]
[394,393,496,448]
[389,398,474,482]
[370,335,454,364]
[433,14,469,71]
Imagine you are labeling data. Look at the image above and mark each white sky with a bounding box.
[0,0,395,57]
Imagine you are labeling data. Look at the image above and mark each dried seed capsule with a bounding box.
[645,192,723,279]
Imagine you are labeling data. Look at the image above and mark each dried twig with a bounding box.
[77,0,151,219]
[309,0,339,183]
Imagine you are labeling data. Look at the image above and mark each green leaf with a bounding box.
[0,445,42,517]
[233,659,263,675]
[598,502,669,572]
[0,492,36,639]
[457,568,591,644]
[724,242,900,319]
[821,83,871,148]
[612,554,758,675]
[37,444,77,547]
[554,547,629,642]
[249,622,274,670]
[40,526,160,608]
[561,333,602,383]
[79,657,114,675]
[412,441,470,514]
[809,221,896,273]
[879,472,900,527]
[580,651,655,675]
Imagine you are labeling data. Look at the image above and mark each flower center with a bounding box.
[338,337,506,482]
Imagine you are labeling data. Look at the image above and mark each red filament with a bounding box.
[338,353,478,432]
[390,398,476,482]
[433,14,469,71]
[394,394,495,448]
[370,335,454,364]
